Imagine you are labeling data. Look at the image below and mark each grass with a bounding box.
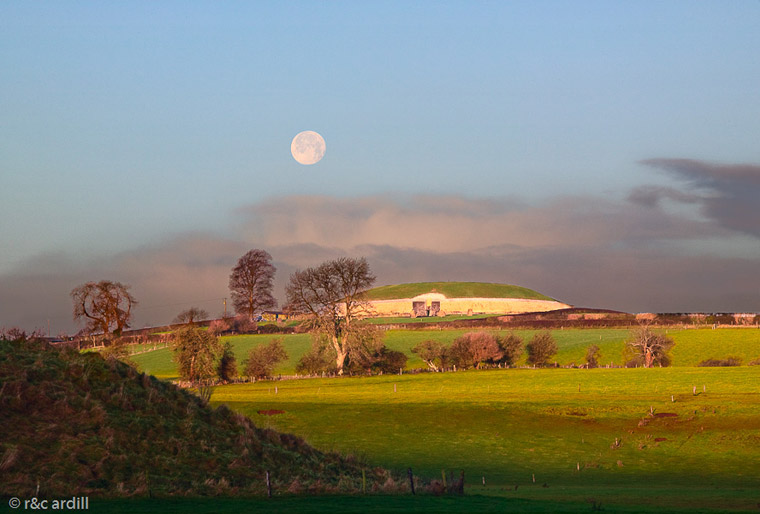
[669,327,760,366]
[1,339,380,498]
[91,493,730,513]
[211,366,760,511]
[364,313,507,324]
[365,282,556,301]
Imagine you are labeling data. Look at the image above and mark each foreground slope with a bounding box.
[0,339,384,497]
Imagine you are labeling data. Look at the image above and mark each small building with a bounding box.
[261,311,289,322]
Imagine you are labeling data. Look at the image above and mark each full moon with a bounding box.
[291,130,326,165]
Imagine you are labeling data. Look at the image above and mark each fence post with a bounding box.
[407,468,415,495]
[266,470,272,498]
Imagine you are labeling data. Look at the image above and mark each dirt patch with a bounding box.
[257,409,285,416]
[654,437,668,442]
[654,413,678,418]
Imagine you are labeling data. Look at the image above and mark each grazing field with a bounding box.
[211,367,760,511]
[130,327,760,381]
[669,327,760,366]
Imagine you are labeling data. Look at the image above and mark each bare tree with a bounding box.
[284,257,375,375]
[625,326,674,368]
[71,281,137,338]
[229,249,277,321]
[173,307,209,325]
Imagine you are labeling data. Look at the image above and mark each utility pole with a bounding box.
[223,298,227,318]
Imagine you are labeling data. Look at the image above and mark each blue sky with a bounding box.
[2,2,760,331]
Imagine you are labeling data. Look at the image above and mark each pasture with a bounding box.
[126,326,760,510]
[210,366,760,511]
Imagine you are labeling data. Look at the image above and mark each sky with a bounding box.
[2,1,760,333]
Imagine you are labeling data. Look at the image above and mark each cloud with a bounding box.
[239,193,714,252]
[3,166,760,332]
[640,158,760,237]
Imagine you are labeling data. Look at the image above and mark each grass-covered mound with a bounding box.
[364,282,557,301]
[0,339,387,498]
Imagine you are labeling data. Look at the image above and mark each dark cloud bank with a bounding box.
[2,159,759,332]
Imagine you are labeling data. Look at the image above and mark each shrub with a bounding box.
[412,340,447,371]
[257,323,283,334]
[244,338,288,379]
[172,326,222,383]
[0,327,45,343]
[698,357,742,367]
[217,342,238,381]
[231,315,257,334]
[585,344,601,368]
[208,319,232,336]
[295,343,335,375]
[497,333,523,366]
[526,331,557,367]
[374,349,408,374]
[101,338,134,366]
[450,332,502,369]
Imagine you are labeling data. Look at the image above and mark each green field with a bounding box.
[364,282,557,301]
[125,327,760,511]
[364,313,506,324]
[210,367,760,511]
[131,327,760,380]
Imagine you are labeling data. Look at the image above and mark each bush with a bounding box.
[295,343,335,375]
[374,349,408,374]
[450,332,502,369]
[0,327,45,343]
[585,344,601,368]
[244,338,288,379]
[217,342,238,381]
[257,323,283,334]
[497,333,523,366]
[698,357,742,367]
[411,340,447,371]
[208,319,232,336]
[231,315,257,334]
[526,331,557,367]
[172,326,222,383]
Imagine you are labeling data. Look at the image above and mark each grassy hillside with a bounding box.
[0,339,388,498]
[364,282,558,302]
[212,366,760,511]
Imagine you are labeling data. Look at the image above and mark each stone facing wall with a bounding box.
[365,293,570,317]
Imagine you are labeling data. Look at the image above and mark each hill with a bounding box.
[0,339,387,498]
[364,281,557,302]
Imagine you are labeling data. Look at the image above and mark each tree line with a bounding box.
[58,249,680,385]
